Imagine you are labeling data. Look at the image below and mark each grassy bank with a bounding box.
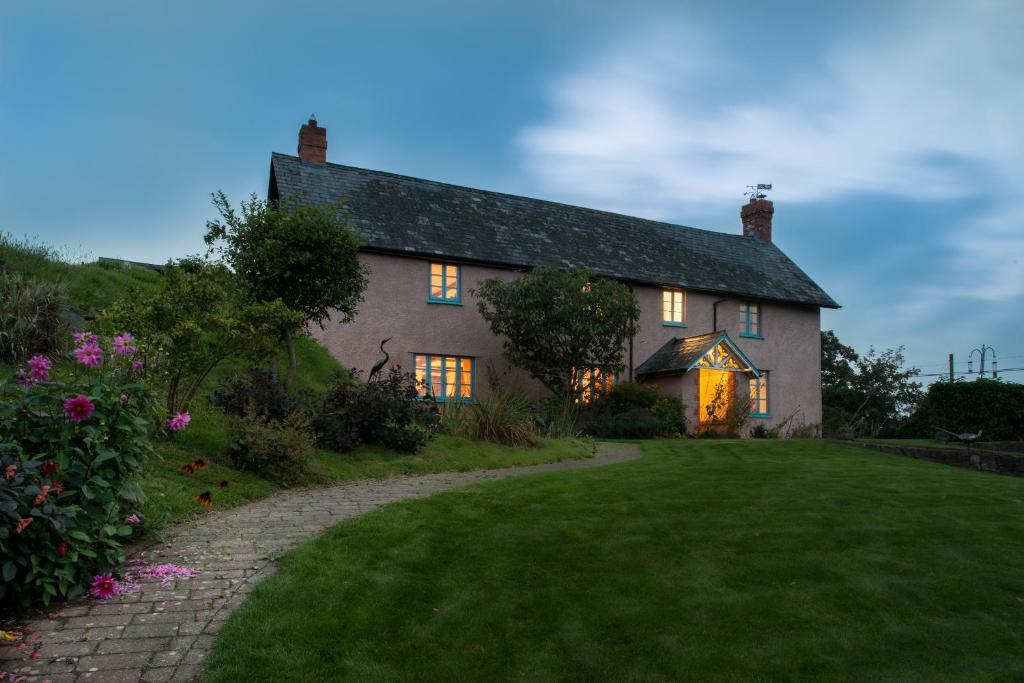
[205,439,1024,682]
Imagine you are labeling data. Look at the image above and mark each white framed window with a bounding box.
[662,289,686,326]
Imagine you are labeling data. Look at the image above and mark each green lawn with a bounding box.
[203,439,1024,682]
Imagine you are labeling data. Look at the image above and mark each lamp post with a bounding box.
[967,345,998,380]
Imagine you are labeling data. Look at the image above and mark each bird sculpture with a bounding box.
[935,427,983,453]
[368,337,392,382]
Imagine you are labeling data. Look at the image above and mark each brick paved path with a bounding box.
[1,443,640,683]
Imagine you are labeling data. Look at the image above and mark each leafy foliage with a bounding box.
[820,330,923,437]
[473,267,640,400]
[204,192,369,386]
[0,342,156,606]
[314,368,432,454]
[100,259,303,413]
[212,367,313,422]
[227,412,315,487]
[902,379,1024,440]
[0,272,69,363]
[578,382,686,438]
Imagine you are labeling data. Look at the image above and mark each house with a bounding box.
[268,117,839,434]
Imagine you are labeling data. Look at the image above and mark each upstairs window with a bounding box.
[739,302,762,338]
[662,289,686,326]
[749,372,769,417]
[429,262,461,304]
[415,354,473,401]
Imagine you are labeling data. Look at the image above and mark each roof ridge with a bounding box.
[270,152,752,242]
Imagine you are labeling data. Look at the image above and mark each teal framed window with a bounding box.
[662,289,686,327]
[428,262,461,304]
[739,302,762,338]
[415,354,473,401]
[749,372,769,417]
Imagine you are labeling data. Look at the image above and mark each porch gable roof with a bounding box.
[635,331,760,379]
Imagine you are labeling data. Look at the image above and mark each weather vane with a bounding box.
[745,183,772,200]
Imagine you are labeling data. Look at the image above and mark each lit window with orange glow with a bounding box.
[415,354,473,400]
[739,302,762,338]
[749,373,769,417]
[662,289,686,326]
[575,367,616,403]
[429,263,461,304]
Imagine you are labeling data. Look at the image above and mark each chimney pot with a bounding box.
[741,197,774,241]
[298,116,327,164]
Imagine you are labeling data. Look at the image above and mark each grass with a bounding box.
[204,439,1024,682]
[309,435,592,483]
[0,233,162,311]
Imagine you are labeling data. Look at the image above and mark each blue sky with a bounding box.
[2,1,1022,381]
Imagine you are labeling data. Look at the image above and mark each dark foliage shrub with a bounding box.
[0,272,69,363]
[212,367,312,422]
[750,424,780,439]
[227,412,314,486]
[902,379,1024,441]
[579,382,686,438]
[314,367,432,454]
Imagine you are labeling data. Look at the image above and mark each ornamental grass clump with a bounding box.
[462,390,539,447]
[0,331,185,606]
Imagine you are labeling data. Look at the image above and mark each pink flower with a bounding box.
[33,485,50,506]
[4,464,16,480]
[15,369,35,387]
[26,355,51,382]
[125,513,141,525]
[73,331,97,345]
[55,542,69,558]
[165,412,191,432]
[89,573,119,600]
[14,517,32,534]
[131,359,144,374]
[73,342,103,368]
[63,395,95,421]
[112,333,138,356]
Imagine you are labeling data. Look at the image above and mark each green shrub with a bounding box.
[212,367,313,422]
[0,272,69,363]
[0,335,159,606]
[579,382,686,438]
[905,379,1024,441]
[750,424,780,439]
[227,412,314,486]
[462,390,539,447]
[315,367,432,454]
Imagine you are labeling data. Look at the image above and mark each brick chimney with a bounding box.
[297,116,327,164]
[741,197,774,241]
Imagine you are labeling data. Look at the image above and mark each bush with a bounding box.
[462,390,539,447]
[904,379,1024,441]
[212,367,312,422]
[315,367,432,454]
[750,424,780,439]
[227,412,314,486]
[0,333,161,606]
[579,382,686,438]
[0,272,69,363]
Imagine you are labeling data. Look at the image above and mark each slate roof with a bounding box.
[634,332,759,378]
[268,153,838,308]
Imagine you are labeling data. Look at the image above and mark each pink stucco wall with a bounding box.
[311,252,823,430]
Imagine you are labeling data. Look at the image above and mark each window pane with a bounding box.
[445,357,457,397]
[430,356,442,396]
[415,355,427,397]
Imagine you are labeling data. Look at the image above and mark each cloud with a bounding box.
[517,1,1024,312]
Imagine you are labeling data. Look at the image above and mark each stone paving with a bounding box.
[0,443,640,682]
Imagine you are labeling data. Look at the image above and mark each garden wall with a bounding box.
[861,442,1024,477]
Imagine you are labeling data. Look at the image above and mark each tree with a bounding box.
[820,330,924,437]
[204,191,369,387]
[100,258,303,413]
[473,267,640,401]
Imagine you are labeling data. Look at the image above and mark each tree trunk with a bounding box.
[284,329,298,390]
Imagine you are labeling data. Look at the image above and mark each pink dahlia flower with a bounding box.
[63,395,95,421]
[90,573,119,600]
[73,331,98,345]
[165,412,191,432]
[26,355,52,382]
[125,513,141,525]
[113,333,138,356]
[73,342,103,368]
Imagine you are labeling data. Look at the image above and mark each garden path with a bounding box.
[0,442,641,683]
